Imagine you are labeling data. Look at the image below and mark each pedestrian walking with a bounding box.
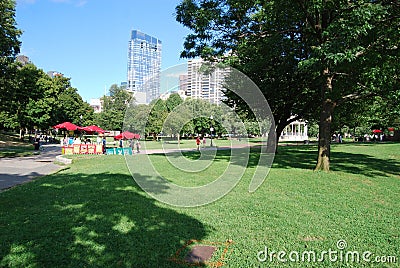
[196,136,201,151]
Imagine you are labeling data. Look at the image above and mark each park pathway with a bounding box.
[0,144,63,191]
[0,142,266,191]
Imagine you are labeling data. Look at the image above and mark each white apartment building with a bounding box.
[89,98,102,113]
[185,58,228,104]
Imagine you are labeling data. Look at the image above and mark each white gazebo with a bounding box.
[280,118,308,141]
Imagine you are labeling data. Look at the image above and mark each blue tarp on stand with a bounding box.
[106,148,133,155]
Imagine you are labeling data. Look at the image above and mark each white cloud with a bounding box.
[76,0,87,7]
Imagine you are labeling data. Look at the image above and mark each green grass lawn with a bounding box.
[0,146,36,158]
[0,143,399,267]
[141,137,255,150]
[0,133,35,158]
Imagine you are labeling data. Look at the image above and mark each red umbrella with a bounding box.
[81,125,105,134]
[388,127,395,131]
[53,122,81,131]
[114,131,140,140]
[372,129,382,133]
[90,125,105,134]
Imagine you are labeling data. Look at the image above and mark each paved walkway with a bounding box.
[0,143,261,191]
[0,144,64,191]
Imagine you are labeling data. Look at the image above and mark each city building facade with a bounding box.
[184,58,227,104]
[47,71,64,78]
[89,98,102,113]
[127,30,162,104]
[16,55,30,66]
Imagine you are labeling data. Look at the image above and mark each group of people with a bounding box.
[119,138,141,153]
[28,134,56,144]
[61,135,141,154]
[61,136,95,146]
[196,136,207,150]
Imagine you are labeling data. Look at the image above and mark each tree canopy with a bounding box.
[0,0,22,116]
[94,84,133,131]
[0,62,94,133]
[176,0,400,170]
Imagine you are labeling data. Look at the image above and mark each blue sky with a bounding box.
[16,0,191,101]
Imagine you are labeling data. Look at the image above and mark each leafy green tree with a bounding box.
[124,104,151,135]
[146,99,168,140]
[296,1,398,170]
[176,0,319,152]
[104,84,133,113]
[333,92,400,138]
[163,105,191,143]
[183,98,213,135]
[96,84,133,131]
[27,73,93,129]
[0,64,44,132]
[176,0,400,171]
[55,86,94,126]
[0,0,21,119]
[165,93,183,112]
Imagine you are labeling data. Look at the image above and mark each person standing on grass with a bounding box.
[196,136,201,151]
[202,136,206,148]
[136,139,141,153]
[102,136,107,154]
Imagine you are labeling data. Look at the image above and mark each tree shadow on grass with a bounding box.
[0,172,208,267]
[159,144,400,178]
[272,144,400,177]
[156,148,262,173]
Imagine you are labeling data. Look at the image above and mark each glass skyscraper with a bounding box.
[127,30,162,103]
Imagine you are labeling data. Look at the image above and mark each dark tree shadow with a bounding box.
[163,147,263,169]
[0,172,208,267]
[156,143,400,178]
[272,144,400,177]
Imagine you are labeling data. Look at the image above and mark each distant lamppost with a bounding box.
[210,115,214,147]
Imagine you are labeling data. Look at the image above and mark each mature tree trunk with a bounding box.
[315,99,336,171]
[315,72,336,171]
[266,123,278,153]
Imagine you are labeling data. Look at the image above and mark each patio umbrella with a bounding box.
[114,131,140,140]
[90,125,105,134]
[53,122,81,131]
[388,127,395,131]
[81,125,105,134]
[372,129,382,133]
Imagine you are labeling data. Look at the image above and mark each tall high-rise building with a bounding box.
[127,30,162,103]
[185,58,227,104]
[16,55,30,66]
